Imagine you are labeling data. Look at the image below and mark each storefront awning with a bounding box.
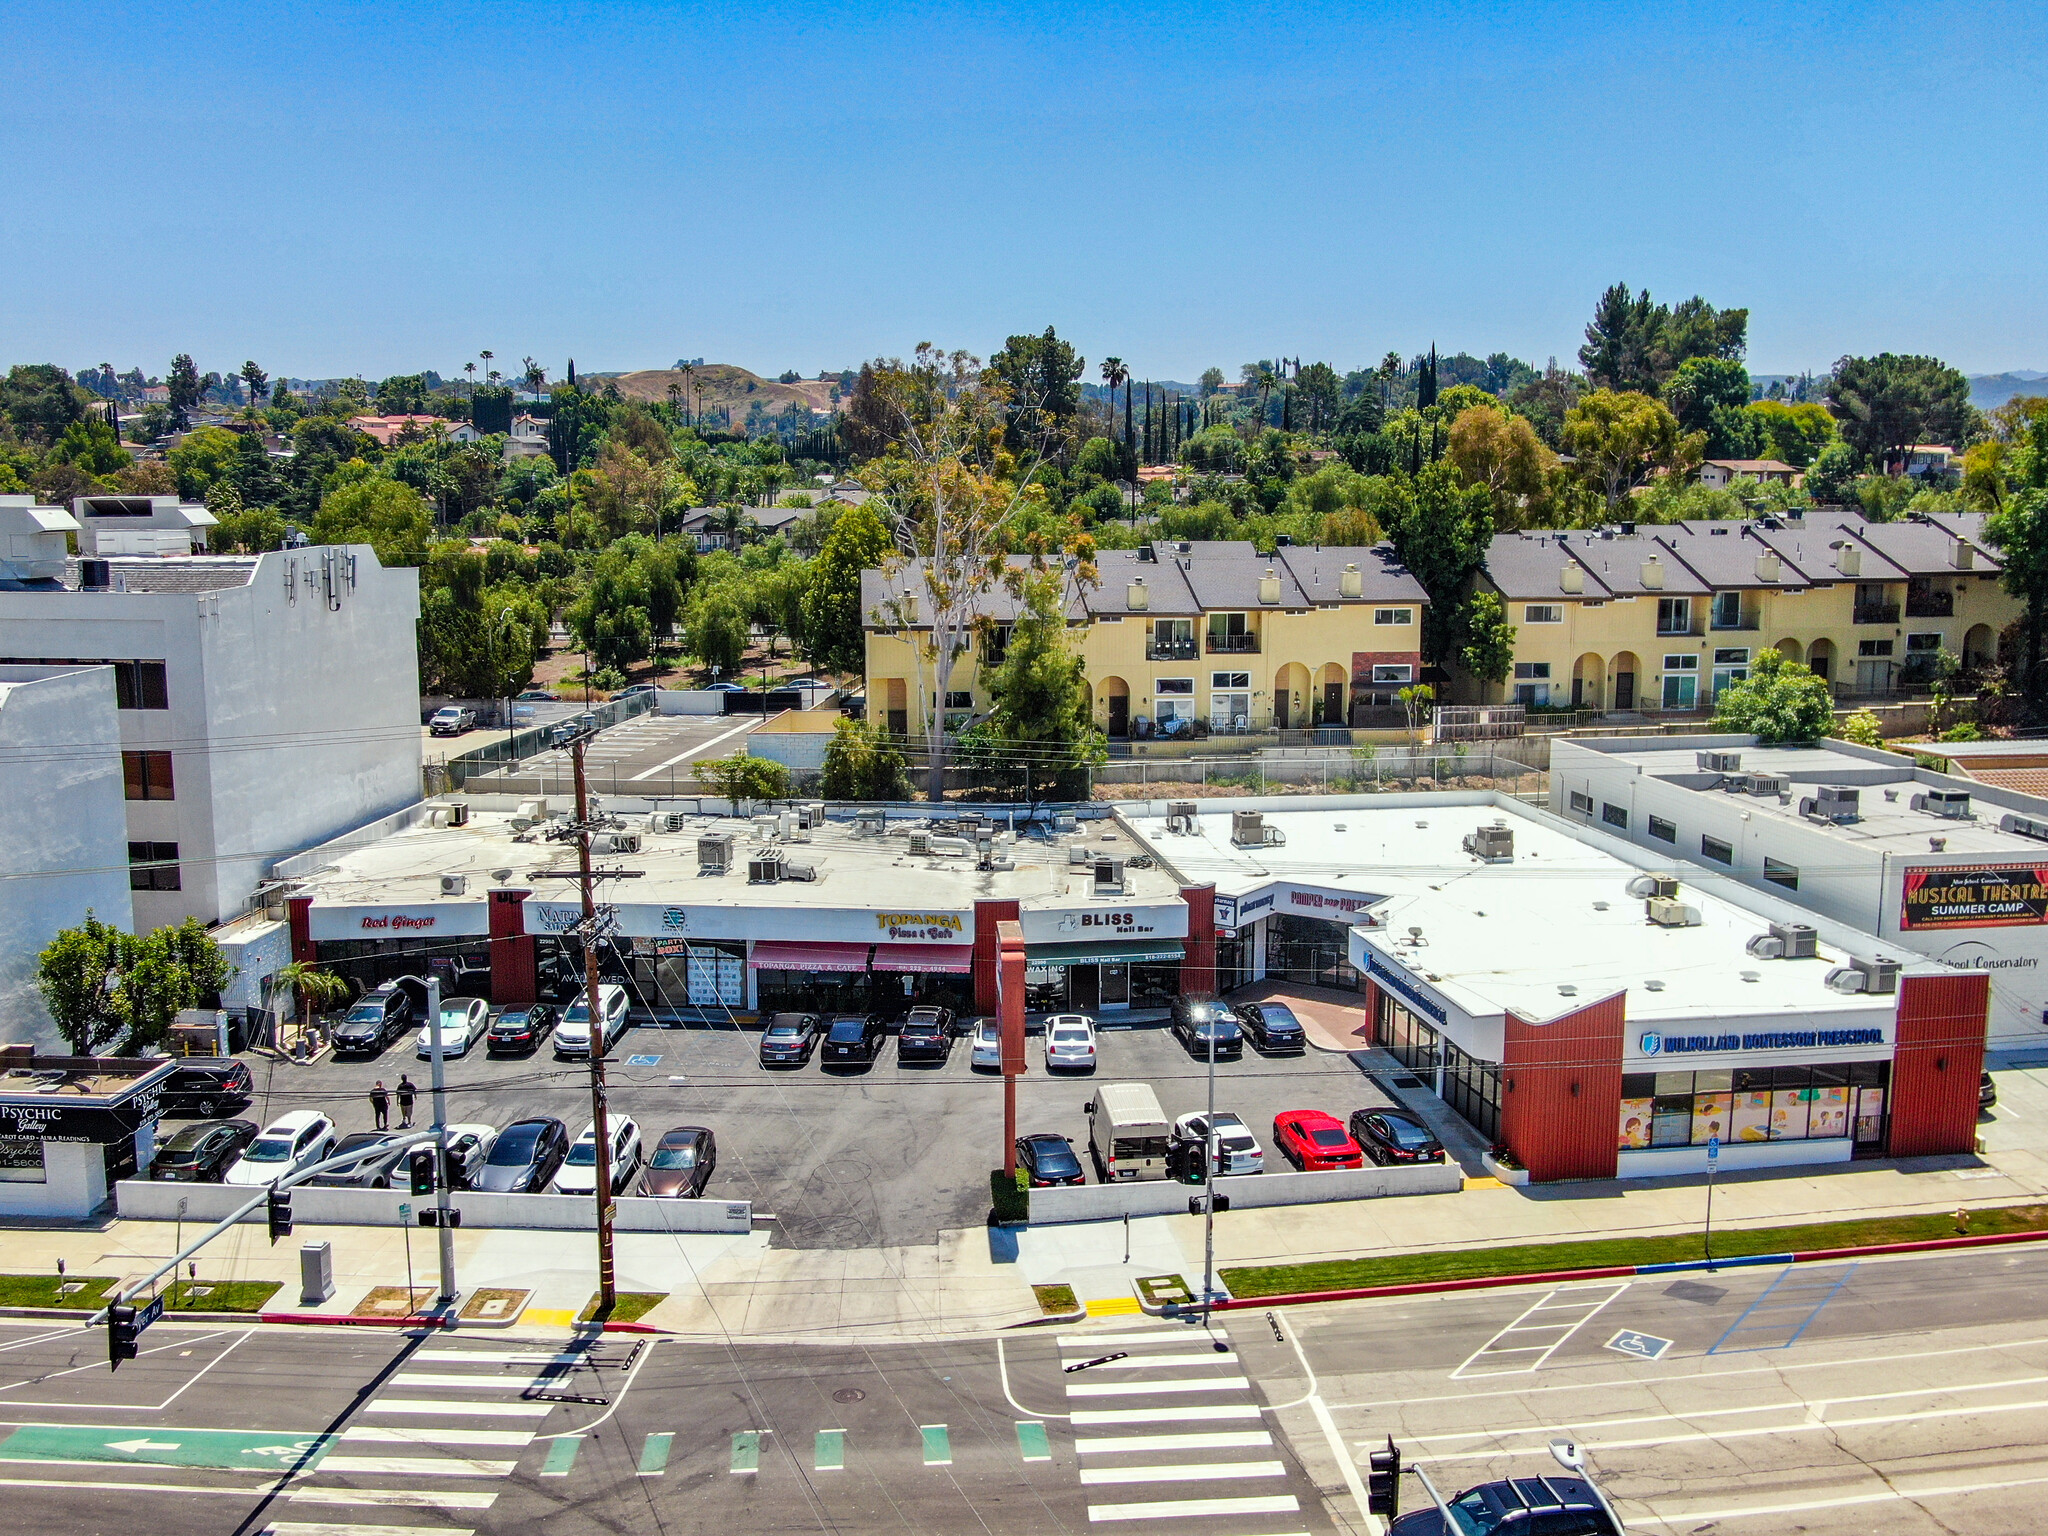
[1026,939,1187,967]
[749,940,871,972]
[870,942,974,974]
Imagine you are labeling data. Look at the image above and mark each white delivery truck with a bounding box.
[1086,1081,1171,1181]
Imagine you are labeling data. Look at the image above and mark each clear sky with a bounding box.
[5,1,2043,384]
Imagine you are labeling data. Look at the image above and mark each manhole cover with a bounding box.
[833,1388,865,1403]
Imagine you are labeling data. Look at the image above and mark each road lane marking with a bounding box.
[1071,1406,1265,1425]
[1086,1492,1300,1522]
[1452,1284,1628,1378]
[921,1424,952,1465]
[1016,1422,1051,1462]
[0,1477,277,1496]
[1066,1377,1253,1398]
[540,1437,582,1477]
[362,1400,555,1418]
[313,1455,517,1477]
[638,1432,672,1476]
[1059,1330,1220,1348]
[1079,1460,1286,1485]
[339,1427,533,1447]
[730,1430,761,1474]
[288,1488,497,1510]
[1076,1431,1273,1453]
[1625,1470,2048,1526]
[264,1524,472,1536]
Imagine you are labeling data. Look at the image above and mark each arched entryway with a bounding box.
[1807,638,1835,683]
[1315,663,1347,726]
[1964,623,1996,672]
[1101,676,1130,738]
[1773,637,1803,666]
[1608,651,1640,711]
[1274,663,1310,730]
[1571,652,1606,710]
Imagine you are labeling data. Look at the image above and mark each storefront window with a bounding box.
[755,968,865,1016]
[1131,962,1181,1007]
[1622,1063,1885,1150]
[1441,1040,1499,1141]
[1268,913,1357,989]
[1375,990,1439,1075]
[0,1137,46,1183]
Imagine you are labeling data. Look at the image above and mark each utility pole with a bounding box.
[424,974,456,1307]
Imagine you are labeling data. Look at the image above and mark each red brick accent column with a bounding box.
[1499,991,1626,1182]
[1888,971,1990,1157]
[1181,884,1216,998]
[288,896,315,965]
[490,888,536,1008]
[974,898,1021,1016]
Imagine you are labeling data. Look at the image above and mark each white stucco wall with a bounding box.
[0,667,132,1050]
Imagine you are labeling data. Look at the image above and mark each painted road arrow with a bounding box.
[0,1425,330,1470]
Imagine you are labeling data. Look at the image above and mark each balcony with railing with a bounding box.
[1146,637,1198,662]
[1205,632,1260,654]
[1853,602,1901,625]
[1904,590,1955,618]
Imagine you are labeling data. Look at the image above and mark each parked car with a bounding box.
[1349,1107,1446,1166]
[442,1123,499,1189]
[616,683,657,698]
[1272,1110,1364,1171]
[821,1014,887,1065]
[160,1058,254,1119]
[224,1110,337,1185]
[150,1119,257,1182]
[1015,1132,1085,1187]
[487,1003,558,1055]
[444,953,492,997]
[706,682,746,693]
[515,689,554,702]
[757,1013,823,1067]
[644,1126,717,1198]
[417,997,488,1058]
[552,1116,644,1196]
[555,982,631,1059]
[895,1006,956,1064]
[1043,1014,1099,1072]
[1235,1000,1308,1055]
[1388,1475,1619,1535]
[1170,997,1243,1061]
[332,982,417,1056]
[428,706,476,736]
[1170,1111,1264,1177]
[472,1117,569,1193]
[1982,1071,1999,1110]
[970,1018,1003,1069]
[306,1131,410,1187]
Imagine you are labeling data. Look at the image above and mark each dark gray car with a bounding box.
[306,1131,411,1187]
[472,1117,570,1193]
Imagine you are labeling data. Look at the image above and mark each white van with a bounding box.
[555,982,630,1059]
[1086,1081,1171,1181]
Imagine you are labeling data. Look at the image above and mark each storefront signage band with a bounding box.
[0,1095,161,1143]
[1365,951,1448,1025]
[1639,1028,1884,1056]
[1901,865,2048,931]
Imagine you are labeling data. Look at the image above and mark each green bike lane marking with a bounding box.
[920,1424,951,1466]
[0,1424,330,1471]
[637,1432,673,1477]
[540,1435,582,1477]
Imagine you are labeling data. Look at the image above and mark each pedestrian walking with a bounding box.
[396,1074,416,1129]
[370,1081,389,1131]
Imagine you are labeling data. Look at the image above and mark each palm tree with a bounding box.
[709,502,756,547]
[1256,367,1277,424]
[463,361,477,398]
[480,350,494,391]
[275,960,351,1050]
[523,357,545,399]
[1100,357,1128,425]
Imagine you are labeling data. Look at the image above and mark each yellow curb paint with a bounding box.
[1462,1177,1504,1191]
[1087,1297,1142,1316]
[521,1309,578,1328]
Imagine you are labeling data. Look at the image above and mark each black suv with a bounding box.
[331,982,418,1056]
[160,1058,254,1118]
[1169,997,1243,1061]
[150,1119,257,1182]
[1236,1001,1308,1054]
[1389,1474,1617,1535]
[487,1004,559,1055]
[821,1014,887,1066]
[896,1006,956,1063]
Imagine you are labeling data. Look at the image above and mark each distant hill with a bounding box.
[1970,372,2048,410]
[598,365,837,417]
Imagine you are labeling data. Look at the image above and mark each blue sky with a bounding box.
[4,1,2043,383]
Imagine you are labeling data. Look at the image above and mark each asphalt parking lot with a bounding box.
[459,711,762,797]
[213,1017,1394,1249]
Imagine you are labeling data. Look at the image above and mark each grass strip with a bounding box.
[163,1279,282,1313]
[1032,1283,1078,1315]
[0,1275,118,1309]
[579,1290,666,1324]
[1220,1202,2048,1299]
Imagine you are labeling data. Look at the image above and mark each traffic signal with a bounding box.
[107,1304,138,1369]
[409,1146,439,1196]
[266,1186,293,1243]
[1367,1436,1401,1518]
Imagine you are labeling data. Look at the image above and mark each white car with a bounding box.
[551,1116,643,1196]
[1043,1013,1098,1072]
[224,1110,337,1186]
[555,983,630,1059]
[1171,1111,1265,1177]
[442,1122,499,1188]
[417,997,488,1058]
[970,1018,1003,1069]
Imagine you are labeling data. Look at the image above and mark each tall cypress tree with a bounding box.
[1418,345,1438,411]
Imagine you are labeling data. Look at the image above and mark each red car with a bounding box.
[1273,1110,1365,1171]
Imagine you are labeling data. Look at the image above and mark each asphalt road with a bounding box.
[228,1021,1387,1249]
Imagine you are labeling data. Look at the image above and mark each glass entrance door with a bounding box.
[1100,964,1130,1008]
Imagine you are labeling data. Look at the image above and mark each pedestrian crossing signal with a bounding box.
[266,1186,293,1243]
[1367,1435,1400,1517]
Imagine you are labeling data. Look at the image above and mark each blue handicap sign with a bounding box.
[1605,1329,1673,1362]
[1707,1135,1720,1164]
[625,1054,663,1067]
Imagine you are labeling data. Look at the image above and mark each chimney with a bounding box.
[1952,538,1975,571]
[1339,562,1363,599]
[1127,578,1150,611]
[1258,568,1282,604]
[1640,556,1665,590]
[1835,543,1861,577]
[1560,563,1584,594]
[899,589,918,623]
[1755,550,1781,582]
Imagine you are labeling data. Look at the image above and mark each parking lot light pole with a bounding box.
[1201,1017,1218,1318]
[425,974,456,1307]
[572,736,617,1315]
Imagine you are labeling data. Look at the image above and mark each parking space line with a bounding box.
[630,720,758,779]
[1711,1266,1857,1355]
[921,1425,952,1466]
[1016,1422,1051,1462]
[729,1431,762,1475]
[1452,1284,1628,1378]
[540,1436,581,1478]
[637,1433,672,1477]
[815,1430,845,1471]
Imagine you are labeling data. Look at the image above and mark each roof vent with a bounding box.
[1627,873,1680,900]
[1930,836,1947,852]
[1339,562,1363,598]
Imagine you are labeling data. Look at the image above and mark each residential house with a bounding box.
[1698,458,1799,490]
[348,414,479,448]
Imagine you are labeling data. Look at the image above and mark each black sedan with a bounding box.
[1236,1001,1308,1054]
[757,1013,823,1067]
[472,1117,570,1193]
[820,1014,887,1066]
[1348,1107,1446,1165]
[487,1003,559,1056]
[150,1119,257,1182]
[1016,1133,1085,1187]
[896,1006,955,1063]
[1389,1474,1618,1535]
[1169,997,1243,1061]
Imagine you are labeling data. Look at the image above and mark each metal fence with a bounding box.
[1089,747,1546,799]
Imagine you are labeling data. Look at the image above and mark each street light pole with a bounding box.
[1200,1013,1218,1319]
[424,974,456,1306]
[572,737,617,1314]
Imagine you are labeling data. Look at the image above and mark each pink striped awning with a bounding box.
[748,940,871,972]
[869,942,975,975]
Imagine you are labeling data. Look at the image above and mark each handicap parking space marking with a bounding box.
[1452,1283,1630,1378]
[625,1054,662,1067]
[1605,1330,1674,1362]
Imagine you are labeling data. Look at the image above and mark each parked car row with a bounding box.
[1168,997,1309,1060]
[1273,1107,1447,1170]
[754,1008,1107,1074]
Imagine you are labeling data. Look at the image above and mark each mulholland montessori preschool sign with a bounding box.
[1901,866,2048,931]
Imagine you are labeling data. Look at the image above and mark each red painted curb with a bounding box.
[1794,1227,2048,1264]
[1213,1264,1638,1310]
[258,1311,454,1328]
[598,1320,666,1333]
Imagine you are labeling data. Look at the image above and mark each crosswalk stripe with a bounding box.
[540,1437,582,1478]
[287,1489,499,1511]
[1016,1422,1051,1463]
[313,1455,518,1477]
[1086,1493,1300,1523]
[264,1525,474,1536]
[414,1349,593,1365]
[1071,1406,1264,1426]
[389,1373,560,1391]
[815,1429,845,1471]
[1076,1352,1241,1370]
[1080,1460,1287,1486]
[362,1400,555,1418]
[1065,1376,1253,1398]
[340,1427,534,1447]
[1059,1330,1219,1349]
[1075,1431,1273,1454]
[638,1433,673,1477]
[921,1425,952,1466]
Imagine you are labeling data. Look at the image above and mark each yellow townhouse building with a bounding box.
[1473,510,2016,712]
[862,540,1429,739]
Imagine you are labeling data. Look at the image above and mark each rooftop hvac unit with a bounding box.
[800,802,826,829]
[517,799,549,821]
[1166,800,1198,832]
[1068,844,1092,866]
[1746,932,1785,959]
[1697,750,1743,773]
[440,874,467,896]
[1851,955,1900,995]
[1800,785,1860,823]
[1094,856,1127,893]
[753,814,781,840]
[1230,809,1285,847]
[853,809,886,838]
[434,802,468,827]
[2000,812,2048,845]
[749,849,787,884]
[1646,897,1701,928]
[1461,825,1514,862]
[610,830,642,855]
[1911,789,1972,819]
[697,833,734,874]
[649,810,689,833]
[1824,966,1866,994]
[909,830,932,856]
[1054,813,1078,834]
[1626,873,1681,900]
[1771,921,1818,958]
[1744,772,1791,797]
[779,860,818,882]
